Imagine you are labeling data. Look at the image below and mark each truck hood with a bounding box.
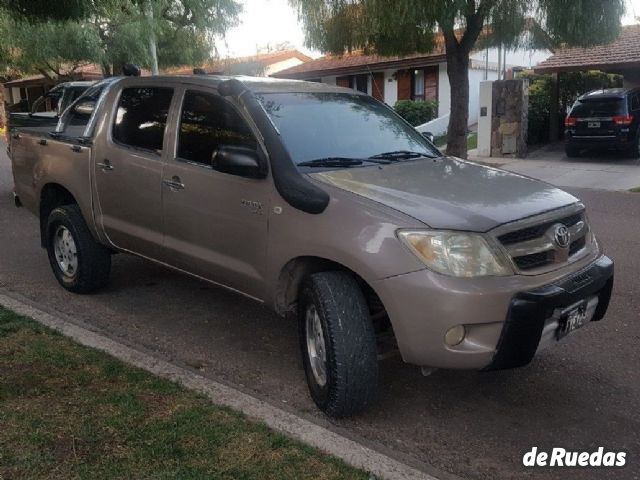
[310,157,578,232]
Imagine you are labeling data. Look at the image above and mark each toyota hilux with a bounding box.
[9,75,614,417]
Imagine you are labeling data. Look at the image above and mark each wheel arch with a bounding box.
[39,183,79,247]
[274,256,390,331]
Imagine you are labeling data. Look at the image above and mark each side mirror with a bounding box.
[421,131,435,143]
[74,100,96,116]
[212,145,265,178]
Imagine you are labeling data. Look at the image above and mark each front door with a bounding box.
[161,88,271,300]
[93,85,175,258]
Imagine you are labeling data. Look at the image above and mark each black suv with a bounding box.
[565,88,640,158]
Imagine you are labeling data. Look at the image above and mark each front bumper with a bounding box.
[374,254,613,370]
[484,255,613,370]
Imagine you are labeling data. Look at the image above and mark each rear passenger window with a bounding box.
[178,90,257,166]
[113,87,173,152]
[60,84,105,138]
[632,95,640,111]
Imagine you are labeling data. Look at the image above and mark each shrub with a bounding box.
[527,76,552,145]
[394,100,438,126]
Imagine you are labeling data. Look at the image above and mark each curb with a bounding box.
[0,289,446,480]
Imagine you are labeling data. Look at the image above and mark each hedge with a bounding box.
[393,100,438,126]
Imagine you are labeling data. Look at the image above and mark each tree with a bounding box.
[0,12,103,79]
[0,0,241,77]
[289,0,625,158]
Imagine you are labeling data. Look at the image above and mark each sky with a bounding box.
[218,0,640,59]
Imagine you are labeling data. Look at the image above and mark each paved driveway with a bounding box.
[470,143,640,191]
[1,148,639,480]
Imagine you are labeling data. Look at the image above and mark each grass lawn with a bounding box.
[433,132,477,151]
[0,307,368,480]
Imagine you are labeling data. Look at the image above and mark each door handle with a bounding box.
[11,133,20,140]
[97,159,114,171]
[162,176,185,190]
[70,145,84,153]
[38,139,47,146]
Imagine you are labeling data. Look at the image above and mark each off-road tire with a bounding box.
[46,205,111,293]
[298,271,379,417]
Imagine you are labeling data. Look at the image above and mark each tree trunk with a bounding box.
[144,0,159,75]
[445,46,470,158]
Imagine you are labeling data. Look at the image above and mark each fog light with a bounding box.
[444,325,466,346]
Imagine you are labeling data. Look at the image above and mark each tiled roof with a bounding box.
[3,63,154,87]
[3,63,104,87]
[166,49,313,75]
[272,45,447,79]
[535,24,640,73]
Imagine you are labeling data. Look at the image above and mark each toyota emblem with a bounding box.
[554,224,570,248]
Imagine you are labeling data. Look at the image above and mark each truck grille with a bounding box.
[497,213,583,245]
[492,207,592,274]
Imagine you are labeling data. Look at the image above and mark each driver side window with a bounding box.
[177,90,257,167]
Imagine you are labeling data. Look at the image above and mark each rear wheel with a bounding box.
[565,145,580,158]
[626,129,640,158]
[46,205,111,293]
[298,271,378,417]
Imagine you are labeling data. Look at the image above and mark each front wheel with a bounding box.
[299,271,379,417]
[46,205,111,294]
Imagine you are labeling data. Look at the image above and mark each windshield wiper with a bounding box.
[298,157,364,168]
[369,150,435,160]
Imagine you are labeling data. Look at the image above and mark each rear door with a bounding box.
[92,83,175,259]
[160,86,271,299]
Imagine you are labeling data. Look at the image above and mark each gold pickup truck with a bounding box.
[9,75,614,417]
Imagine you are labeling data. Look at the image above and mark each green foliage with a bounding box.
[290,0,625,57]
[521,70,623,145]
[394,100,437,126]
[0,0,95,21]
[0,0,241,77]
[290,0,625,156]
[525,75,552,145]
[558,71,623,113]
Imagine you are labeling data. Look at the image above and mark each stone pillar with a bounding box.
[490,79,528,158]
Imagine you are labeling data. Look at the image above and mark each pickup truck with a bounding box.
[8,81,93,132]
[9,75,614,417]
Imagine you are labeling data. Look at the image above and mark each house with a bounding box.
[273,42,550,131]
[167,49,313,77]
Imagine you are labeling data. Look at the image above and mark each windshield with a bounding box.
[571,99,626,117]
[257,92,441,166]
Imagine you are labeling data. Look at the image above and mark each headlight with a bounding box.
[397,230,511,277]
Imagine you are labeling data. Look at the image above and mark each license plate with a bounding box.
[556,300,591,340]
[587,121,600,128]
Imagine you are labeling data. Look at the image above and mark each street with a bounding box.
[1,148,638,480]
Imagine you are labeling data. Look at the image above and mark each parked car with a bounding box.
[9,75,614,417]
[565,87,640,157]
[8,81,93,132]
